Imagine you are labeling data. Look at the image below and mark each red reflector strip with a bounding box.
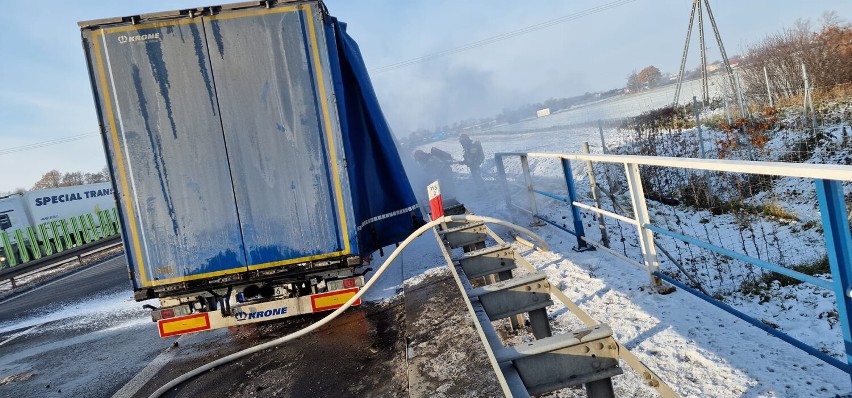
[311,287,360,312]
[158,313,210,338]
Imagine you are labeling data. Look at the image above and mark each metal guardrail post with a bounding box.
[494,154,513,210]
[561,158,589,251]
[520,155,542,225]
[623,163,662,288]
[815,179,852,383]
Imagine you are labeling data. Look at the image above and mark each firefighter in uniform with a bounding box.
[459,134,484,183]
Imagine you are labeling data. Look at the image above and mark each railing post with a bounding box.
[520,155,543,225]
[494,154,513,211]
[623,163,663,288]
[815,178,852,383]
[561,158,590,251]
[583,143,609,248]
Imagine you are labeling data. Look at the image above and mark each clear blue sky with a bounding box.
[1,0,849,192]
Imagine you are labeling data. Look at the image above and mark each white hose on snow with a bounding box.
[149,214,547,397]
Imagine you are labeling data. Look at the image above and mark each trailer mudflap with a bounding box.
[156,287,362,338]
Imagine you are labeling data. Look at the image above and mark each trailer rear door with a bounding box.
[203,7,350,270]
[81,3,354,289]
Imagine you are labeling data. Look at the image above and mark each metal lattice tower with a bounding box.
[672,0,738,109]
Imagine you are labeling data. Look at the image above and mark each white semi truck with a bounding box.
[0,182,117,266]
[0,183,115,234]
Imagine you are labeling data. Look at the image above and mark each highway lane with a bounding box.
[0,255,171,397]
[0,252,488,397]
[0,256,413,397]
[0,255,130,322]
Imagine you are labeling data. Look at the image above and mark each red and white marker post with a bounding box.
[427,181,444,221]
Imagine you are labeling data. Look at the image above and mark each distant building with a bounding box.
[536,108,551,117]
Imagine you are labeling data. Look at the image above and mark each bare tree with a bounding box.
[739,13,852,102]
[85,171,108,184]
[32,169,62,190]
[60,171,85,187]
[101,165,112,183]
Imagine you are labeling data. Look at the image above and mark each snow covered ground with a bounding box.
[407,114,852,397]
[478,77,727,134]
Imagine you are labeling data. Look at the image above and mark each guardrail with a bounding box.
[0,208,121,278]
[494,151,852,383]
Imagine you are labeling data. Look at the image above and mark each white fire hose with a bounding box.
[149,214,548,397]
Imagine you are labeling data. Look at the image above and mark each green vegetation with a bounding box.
[741,255,831,299]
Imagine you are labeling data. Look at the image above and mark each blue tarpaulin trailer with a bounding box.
[79,0,420,329]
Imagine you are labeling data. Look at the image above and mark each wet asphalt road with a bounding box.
[0,254,493,398]
[0,256,173,397]
[0,256,130,319]
[0,257,419,398]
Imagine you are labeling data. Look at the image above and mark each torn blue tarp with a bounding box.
[325,17,424,254]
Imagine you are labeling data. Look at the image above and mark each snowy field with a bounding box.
[409,117,852,396]
[479,77,727,134]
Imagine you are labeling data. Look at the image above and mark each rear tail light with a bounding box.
[150,305,191,322]
[343,278,356,288]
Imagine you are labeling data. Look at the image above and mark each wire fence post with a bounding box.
[520,155,542,226]
[494,154,512,211]
[734,70,746,119]
[583,142,609,248]
[721,84,732,125]
[815,178,852,384]
[561,158,590,251]
[624,163,663,288]
[598,120,607,154]
[802,63,817,132]
[693,96,707,159]
[763,66,773,108]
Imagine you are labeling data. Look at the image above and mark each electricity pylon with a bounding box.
[672,0,738,109]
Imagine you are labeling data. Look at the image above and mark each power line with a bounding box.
[0,133,99,156]
[2,2,636,155]
[370,0,637,74]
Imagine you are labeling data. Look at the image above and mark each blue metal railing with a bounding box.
[494,151,852,382]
